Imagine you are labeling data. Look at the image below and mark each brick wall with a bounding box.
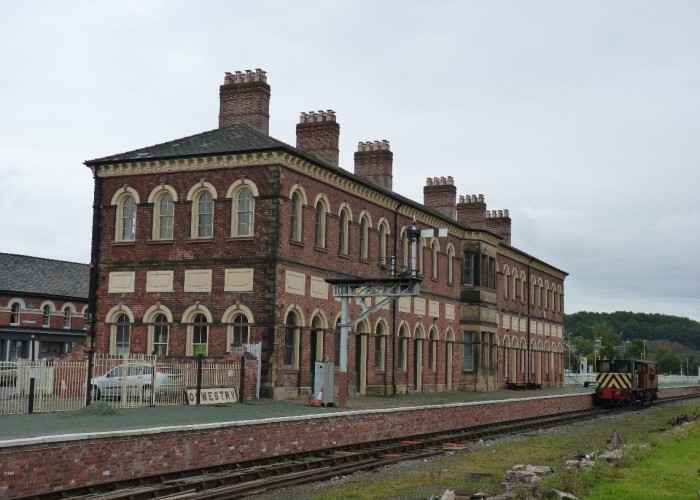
[0,393,598,498]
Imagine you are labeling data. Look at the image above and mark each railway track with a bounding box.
[31,393,699,500]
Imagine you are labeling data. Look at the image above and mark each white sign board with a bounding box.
[186,387,238,405]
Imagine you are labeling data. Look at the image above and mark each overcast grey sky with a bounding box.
[1,1,699,321]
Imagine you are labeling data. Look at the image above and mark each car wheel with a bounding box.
[90,385,101,401]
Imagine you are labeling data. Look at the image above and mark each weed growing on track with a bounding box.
[256,401,700,499]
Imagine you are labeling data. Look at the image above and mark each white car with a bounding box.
[0,362,17,386]
[89,363,184,401]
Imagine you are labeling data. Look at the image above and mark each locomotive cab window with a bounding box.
[597,360,631,373]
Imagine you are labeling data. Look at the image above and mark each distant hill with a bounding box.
[564,311,700,350]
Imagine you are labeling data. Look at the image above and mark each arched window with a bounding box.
[290,191,302,242]
[339,208,349,254]
[401,229,409,270]
[429,328,438,371]
[42,305,51,327]
[431,240,439,279]
[114,313,130,356]
[374,322,385,371]
[503,266,510,299]
[284,311,300,368]
[120,195,136,241]
[63,306,72,328]
[196,191,213,238]
[10,303,20,325]
[512,269,518,300]
[235,186,254,237]
[192,313,208,356]
[152,313,169,356]
[230,313,249,346]
[359,215,370,260]
[417,238,425,275]
[157,193,174,239]
[398,324,409,371]
[447,246,454,284]
[334,317,342,367]
[378,222,388,266]
[315,199,327,248]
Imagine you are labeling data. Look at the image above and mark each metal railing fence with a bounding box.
[0,353,243,416]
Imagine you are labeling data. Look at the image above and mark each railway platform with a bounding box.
[0,385,593,442]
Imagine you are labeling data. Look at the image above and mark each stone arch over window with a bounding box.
[227,179,259,238]
[186,182,217,239]
[377,218,390,266]
[414,323,425,339]
[313,194,330,249]
[111,186,140,242]
[417,237,425,275]
[289,184,308,243]
[223,304,255,350]
[143,304,175,356]
[445,244,455,284]
[358,211,372,260]
[308,308,328,331]
[428,327,439,371]
[309,311,326,364]
[400,227,409,270]
[397,321,410,371]
[62,303,76,329]
[373,318,389,371]
[40,301,55,328]
[105,305,135,356]
[282,305,305,369]
[8,298,25,325]
[182,304,213,356]
[148,185,178,241]
[333,314,343,367]
[338,203,353,255]
[430,238,440,279]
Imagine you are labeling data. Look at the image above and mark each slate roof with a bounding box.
[0,253,89,299]
[85,123,290,165]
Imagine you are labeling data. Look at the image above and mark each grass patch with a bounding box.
[255,402,700,499]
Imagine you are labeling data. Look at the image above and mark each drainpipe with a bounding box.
[526,258,534,385]
[391,202,403,395]
[86,168,102,405]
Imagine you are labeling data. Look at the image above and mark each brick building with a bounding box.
[84,69,567,399]
[0,253,89,360]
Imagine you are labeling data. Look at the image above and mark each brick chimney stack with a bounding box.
[456,194,487,229]
[296,110,340,167]
[219,69,270,134]
[423,176,456,219]
[354,140,393,190]
[485,209,512,245]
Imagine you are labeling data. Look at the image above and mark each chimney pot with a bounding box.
[219,68,270,133]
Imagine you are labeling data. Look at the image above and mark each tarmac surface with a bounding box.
[0,385,594,442]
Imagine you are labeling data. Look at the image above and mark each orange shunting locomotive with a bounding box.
[595,359,658,406]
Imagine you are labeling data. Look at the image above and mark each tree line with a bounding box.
[564,311,700,375]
